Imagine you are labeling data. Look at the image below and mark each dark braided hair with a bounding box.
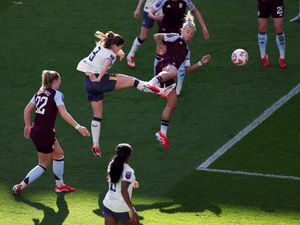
[94,31,124,49]
[110,143,132,184]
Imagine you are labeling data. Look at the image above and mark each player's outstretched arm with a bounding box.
[57,105,90,137]
[185,54,211,73]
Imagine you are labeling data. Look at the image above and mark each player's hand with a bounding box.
[130,208,139,222]
[24,125,31,139]
[78,126,90,137]
[118,50,125,61]
[134,9,140,19]
[133,181,139,188]
[87,73,97,81]
[202,26,209,40]
[201,54,211,64]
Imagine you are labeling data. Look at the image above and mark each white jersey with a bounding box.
[103,162,136,213]
[144,0,162,15]
[76,44,116,74]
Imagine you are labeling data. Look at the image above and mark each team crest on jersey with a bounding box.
[125,171,132,179]
[179,3,183,8]
[110,55,115,61]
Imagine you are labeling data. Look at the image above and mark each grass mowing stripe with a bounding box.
[197,82,300,170]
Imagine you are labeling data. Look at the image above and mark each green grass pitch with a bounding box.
[1,0,300,224]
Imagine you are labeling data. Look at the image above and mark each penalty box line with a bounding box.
[198,168,300,181]
[196,82,300,180]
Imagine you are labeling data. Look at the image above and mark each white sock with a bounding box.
[276,33,285,59]
[22,164,46,188]
[176,80,183,95]
[91,120,101,147]
[258,32,267,58]
[53,156,64,187]
[160,120,169,136]
[128,37,142,57]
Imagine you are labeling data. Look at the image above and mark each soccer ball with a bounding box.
[231,49,248,66]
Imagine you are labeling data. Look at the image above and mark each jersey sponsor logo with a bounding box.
[166,4,171,8]
[125,171,132,179]
[179,3,183,8]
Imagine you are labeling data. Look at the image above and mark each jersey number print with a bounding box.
[88,46,101,62]
[35,96,48,115]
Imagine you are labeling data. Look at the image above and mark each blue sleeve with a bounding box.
[185,0,195,10]
[186,49,191,60]
[54,90,65,106]
[30,94,36,105]
[153,0,166,12]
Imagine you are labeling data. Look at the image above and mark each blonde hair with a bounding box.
[41,70,60,89]
[94,31,124,49]
[182,11,196,30]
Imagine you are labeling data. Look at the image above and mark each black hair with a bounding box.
[110,143,132,184]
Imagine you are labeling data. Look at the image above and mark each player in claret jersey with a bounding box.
[77,30,175,158]
[149,0,209,96]
[148,11,210,150]
[257,0,286,68]
[12,70,90,195]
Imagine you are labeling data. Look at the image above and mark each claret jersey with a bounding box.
[153,0,195,33]
[30,88,64,134]
[162,33,190,69]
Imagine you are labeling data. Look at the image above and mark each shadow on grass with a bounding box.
[160,170,300,215]
[13,193,69,225]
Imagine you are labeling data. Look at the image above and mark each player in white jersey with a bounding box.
[126,0,163,68]
[77,31,175,158]
[103,143,140,225]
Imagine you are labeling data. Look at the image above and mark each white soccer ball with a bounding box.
[231,49,248,66]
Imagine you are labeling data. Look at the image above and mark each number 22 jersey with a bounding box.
[30,88,64,135]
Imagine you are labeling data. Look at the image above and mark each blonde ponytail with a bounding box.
[41,70,60,89]
[182,11,196,30]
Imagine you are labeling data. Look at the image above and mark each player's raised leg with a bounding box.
[114,74,175,98]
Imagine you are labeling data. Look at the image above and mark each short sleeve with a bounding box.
[121,168,135,183]
[54,90,65,106]
[30,94,36,105]
[153,0,166,12]
[185,0,195,10]
[164,33,181,42]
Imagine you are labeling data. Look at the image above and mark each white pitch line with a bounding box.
[199,168,300,181]
[197,82,300,170]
